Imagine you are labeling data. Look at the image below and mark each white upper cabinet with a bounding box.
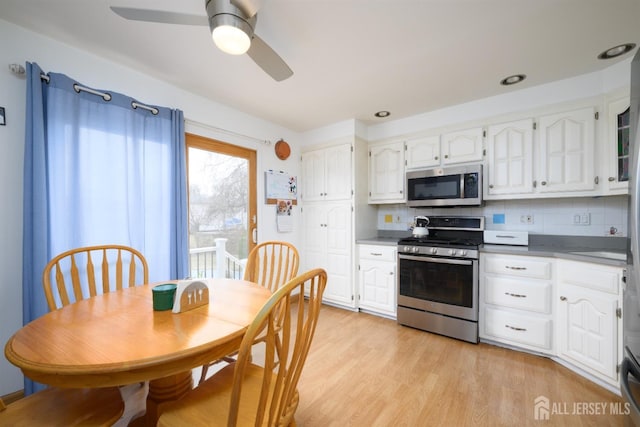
[405,135,440,169]
[485,119,534,197]
[301,143,352,202]
[441,127,484,165]
[536,107,596,193]
[368,141,405,203]
[605,97,630,193]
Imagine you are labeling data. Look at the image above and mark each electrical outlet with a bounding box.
[520,214,534,224]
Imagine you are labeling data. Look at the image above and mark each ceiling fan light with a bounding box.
[209,11,253,55]
[212,24,251,55]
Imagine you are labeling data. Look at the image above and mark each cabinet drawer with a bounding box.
[484,277,551,313]
[484,307,552,350]
[358,245,397,262]
[484,255,552,280]
[558,260,622,294]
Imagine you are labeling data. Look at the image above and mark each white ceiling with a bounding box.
[2,0,640,132]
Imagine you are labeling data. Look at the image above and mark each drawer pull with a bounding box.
[505,324,527,332]
[505,292,527,298]
[505,266,527,271]
[560,296,567,301]
[370,252,383,256]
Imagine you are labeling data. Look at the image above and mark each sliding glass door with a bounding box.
[186,133,257,279]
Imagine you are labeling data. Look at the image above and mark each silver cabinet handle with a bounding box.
[434,156,439,160]
[505,292,527,298]
[505,266,527,270]
[444,155,449,158]
[489,184,494,189]
[560,296,567,301]
[594,176,599,185]
[541,181,547,186]
[505,325,527,332]
[369,252,383,256]
[609,177,615,182]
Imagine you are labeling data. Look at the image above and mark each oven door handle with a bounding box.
[399,254,473,266]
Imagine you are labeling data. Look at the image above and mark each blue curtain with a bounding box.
[22,62,189,394]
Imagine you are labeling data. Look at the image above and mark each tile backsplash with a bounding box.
[376,195,629,237]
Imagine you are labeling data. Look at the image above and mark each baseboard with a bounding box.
[2,389,24,405]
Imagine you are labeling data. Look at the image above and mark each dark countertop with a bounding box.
[480,235,628,267]
[357,233,628,267]
[356,237,400,246]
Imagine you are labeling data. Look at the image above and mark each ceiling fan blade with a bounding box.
[110,7,208,26]
[230,0,263,18]
[247,34,293,81]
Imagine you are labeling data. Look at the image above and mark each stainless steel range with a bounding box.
[397,216,484,343]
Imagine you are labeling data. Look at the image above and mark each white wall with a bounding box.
[0,18,302,394]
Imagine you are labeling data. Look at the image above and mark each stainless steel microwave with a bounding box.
[406,164,482,207]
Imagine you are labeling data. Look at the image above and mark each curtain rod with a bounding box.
[185,118,272,145]
[39,73,159,115]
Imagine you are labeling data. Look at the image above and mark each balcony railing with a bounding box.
[189,238,245,279]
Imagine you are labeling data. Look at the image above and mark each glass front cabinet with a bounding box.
[608,97,630,192]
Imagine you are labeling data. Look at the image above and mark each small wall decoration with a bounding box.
[265,170,297,204]
[0,107,5,126]
[274,139,291,160]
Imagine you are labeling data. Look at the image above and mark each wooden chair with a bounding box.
[0,387,124,426]
[198,241,299,384]
[243,241,300,293]
[158,268,327,427]
[42,244,149,311]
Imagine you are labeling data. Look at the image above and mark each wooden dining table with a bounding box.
[4,278,271,426]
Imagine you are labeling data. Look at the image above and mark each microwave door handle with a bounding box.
[460,173,465,199]
[399,254,473,266]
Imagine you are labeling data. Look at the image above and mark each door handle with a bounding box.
[252,228,257,244]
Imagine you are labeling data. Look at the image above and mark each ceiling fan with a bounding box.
[110,0,293,81]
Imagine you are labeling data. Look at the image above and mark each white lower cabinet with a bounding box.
[303,202,354,308]
[480,252,624,389]
[357,244,396,318]
[556,260,622,385]
[480,253,555,355]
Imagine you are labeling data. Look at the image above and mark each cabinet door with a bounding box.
[606,97,630,192]
[485,119,534,197]
[301,150,326,202]
[368,142,405,203]
[406,135,440,169]
[441,127,484,165]
[557,283,618,381]
[301,204,327,271]
[324,144,352,201]
[359,260,396,316]
[324,203,354,307]
[537,107,596,193]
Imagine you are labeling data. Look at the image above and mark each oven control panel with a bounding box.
[399,245,478,259]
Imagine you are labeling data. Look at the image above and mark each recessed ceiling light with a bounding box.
[500,74,526,86]
[598,43,636,60]
[374,111,391,118]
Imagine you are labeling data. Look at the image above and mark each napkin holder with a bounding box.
[172,280,209,313]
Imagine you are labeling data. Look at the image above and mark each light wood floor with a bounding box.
[117,304,626,426]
